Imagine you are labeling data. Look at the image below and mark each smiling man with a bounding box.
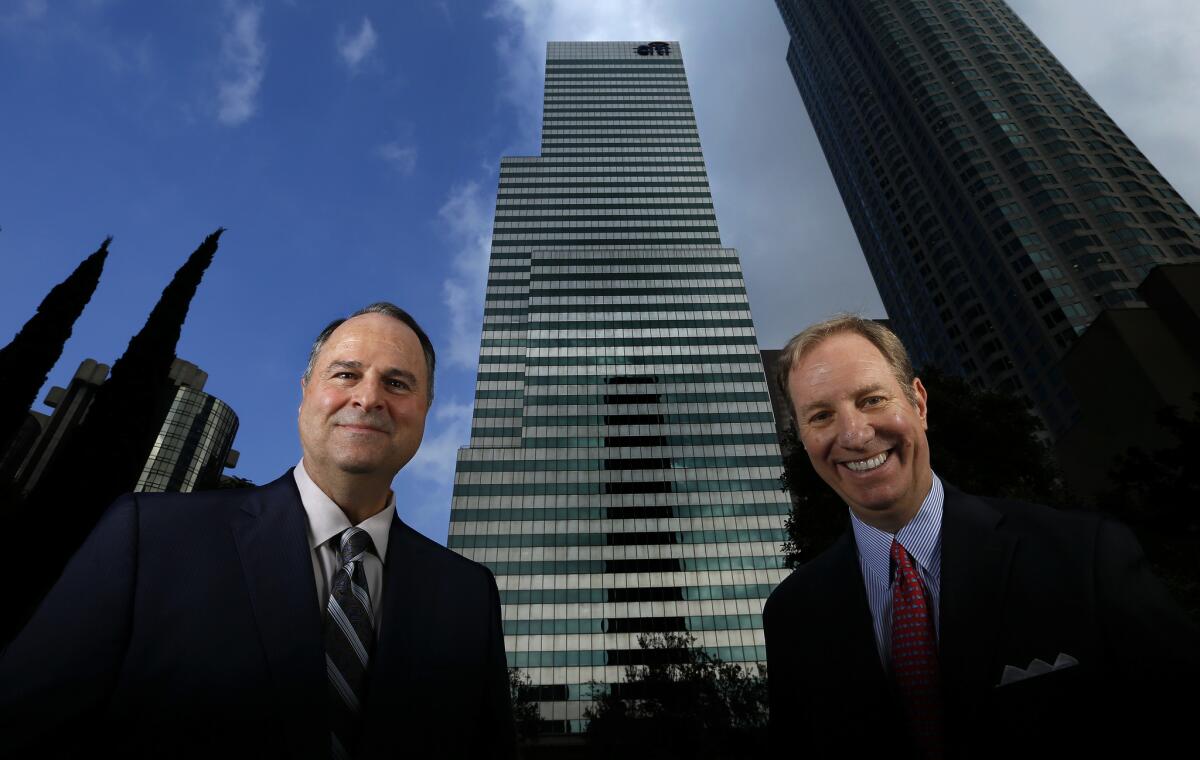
[763,315,1196,759]
[1,303,515,759]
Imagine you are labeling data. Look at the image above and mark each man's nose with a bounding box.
[352,380,384,409]
[837,409,874,449]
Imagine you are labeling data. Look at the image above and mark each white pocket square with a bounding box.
[997,653,1079,686]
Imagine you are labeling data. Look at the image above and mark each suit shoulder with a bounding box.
[395,520,496,583]
[977,492,1101,536]
[122,473,299,531]
[766,536,850,613]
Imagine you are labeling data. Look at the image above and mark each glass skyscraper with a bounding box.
[776,0,1200,433]
[447,41,790,734]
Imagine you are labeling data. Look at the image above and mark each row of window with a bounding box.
[477,371,764,385]
[507,433,779,448]
[481,336,758,350]
[497,583,776,605]
[480,355,759,369]
[453,454,780,473]
[473,411,773,427]
[503,613,765,636]
[505,645,765,669]
[481,390,769,406]
[450,502,788,523]
[493,238,725,249]
[452,478,781,498]
[486,556,785,577]
[492,319,755,333]
[512,302,751,315]
[449,528,786,549]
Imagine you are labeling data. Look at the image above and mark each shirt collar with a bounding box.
[293,459,393,563]
[850,472,944,586]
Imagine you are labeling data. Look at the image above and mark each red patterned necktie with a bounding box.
[891,538,944,759]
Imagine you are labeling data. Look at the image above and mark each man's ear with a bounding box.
[911,377,929,430]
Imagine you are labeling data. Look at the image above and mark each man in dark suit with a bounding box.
[0,303,515,759]
[764,315,1197,758]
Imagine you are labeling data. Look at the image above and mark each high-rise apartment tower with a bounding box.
[776,0,1200,432]
[448,41,790,733]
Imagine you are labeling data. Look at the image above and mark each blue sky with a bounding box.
[3,1,1198,542]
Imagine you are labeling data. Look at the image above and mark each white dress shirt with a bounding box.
[849,472,944,669]
[293,460,393,627]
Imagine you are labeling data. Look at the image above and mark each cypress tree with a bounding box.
[23,229,223,608]
[0,239,110,456]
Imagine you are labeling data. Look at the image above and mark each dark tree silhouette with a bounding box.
[779,365,1063,567]
[1099,394,1200,623]
[0,239,110,458]
[584,633,767,759]
[7,230,223,639]
[508,668,543,744]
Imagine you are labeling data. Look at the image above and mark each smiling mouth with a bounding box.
[338,424,386,434]
[842,450,889,472]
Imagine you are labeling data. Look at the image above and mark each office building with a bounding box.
[10,357,239,495]
[776,0,1200,433]
[447,41,790,733]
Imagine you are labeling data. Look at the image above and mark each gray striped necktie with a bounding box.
[324,527,377,760]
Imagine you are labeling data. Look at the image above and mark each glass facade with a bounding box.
[776,0,1200,433]
[135,386,239,493]
[448,41,790,733]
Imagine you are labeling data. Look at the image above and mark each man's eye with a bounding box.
[863,396,884,407]
[388,380,411,390]
[808,411,830,424]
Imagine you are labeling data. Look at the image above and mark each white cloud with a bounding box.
[436,180,494,369]
[392,398,473,542]
[377,140,417,175]
[336,16,377,72]
[489,0,674,151]
[216,2,265,126]
[485,1,1200,350]
[485,0,881,349]
[404,399,474,485]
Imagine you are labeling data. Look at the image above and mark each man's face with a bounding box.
[298,313,430,484]
[786,332,932,532]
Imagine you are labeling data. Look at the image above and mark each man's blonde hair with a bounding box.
[775,314,918,424]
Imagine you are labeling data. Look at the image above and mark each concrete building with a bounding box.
[9,357,239,496]
[1056,262,1200,502]
[776,0,1200,434]
[447,41,790,734]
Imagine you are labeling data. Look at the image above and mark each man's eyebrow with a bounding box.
[325,360,362,374]
[381,367,419,384]
[797,383,888,415]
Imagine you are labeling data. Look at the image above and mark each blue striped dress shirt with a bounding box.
[849,472,944,670]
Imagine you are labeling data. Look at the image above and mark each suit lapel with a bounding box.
[938,487,1018,721]
[361,515,427,730]
[231,472,326,760]
[824,532,891,691]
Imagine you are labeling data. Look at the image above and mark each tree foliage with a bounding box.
[1099,394,1200,622]
[8,230,223,640]
[508,667,543,743]
[0,238,109,456]
[779,365,1063,567]
[584,633,767,759]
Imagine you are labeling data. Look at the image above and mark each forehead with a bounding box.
[318,314,421,362]
[788,333,897,401]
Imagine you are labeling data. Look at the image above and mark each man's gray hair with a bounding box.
[302,302,437,403]
[775,314,917,424]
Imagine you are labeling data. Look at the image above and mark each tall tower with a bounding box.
[776,0,1200,433]
[448,41,791,734]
